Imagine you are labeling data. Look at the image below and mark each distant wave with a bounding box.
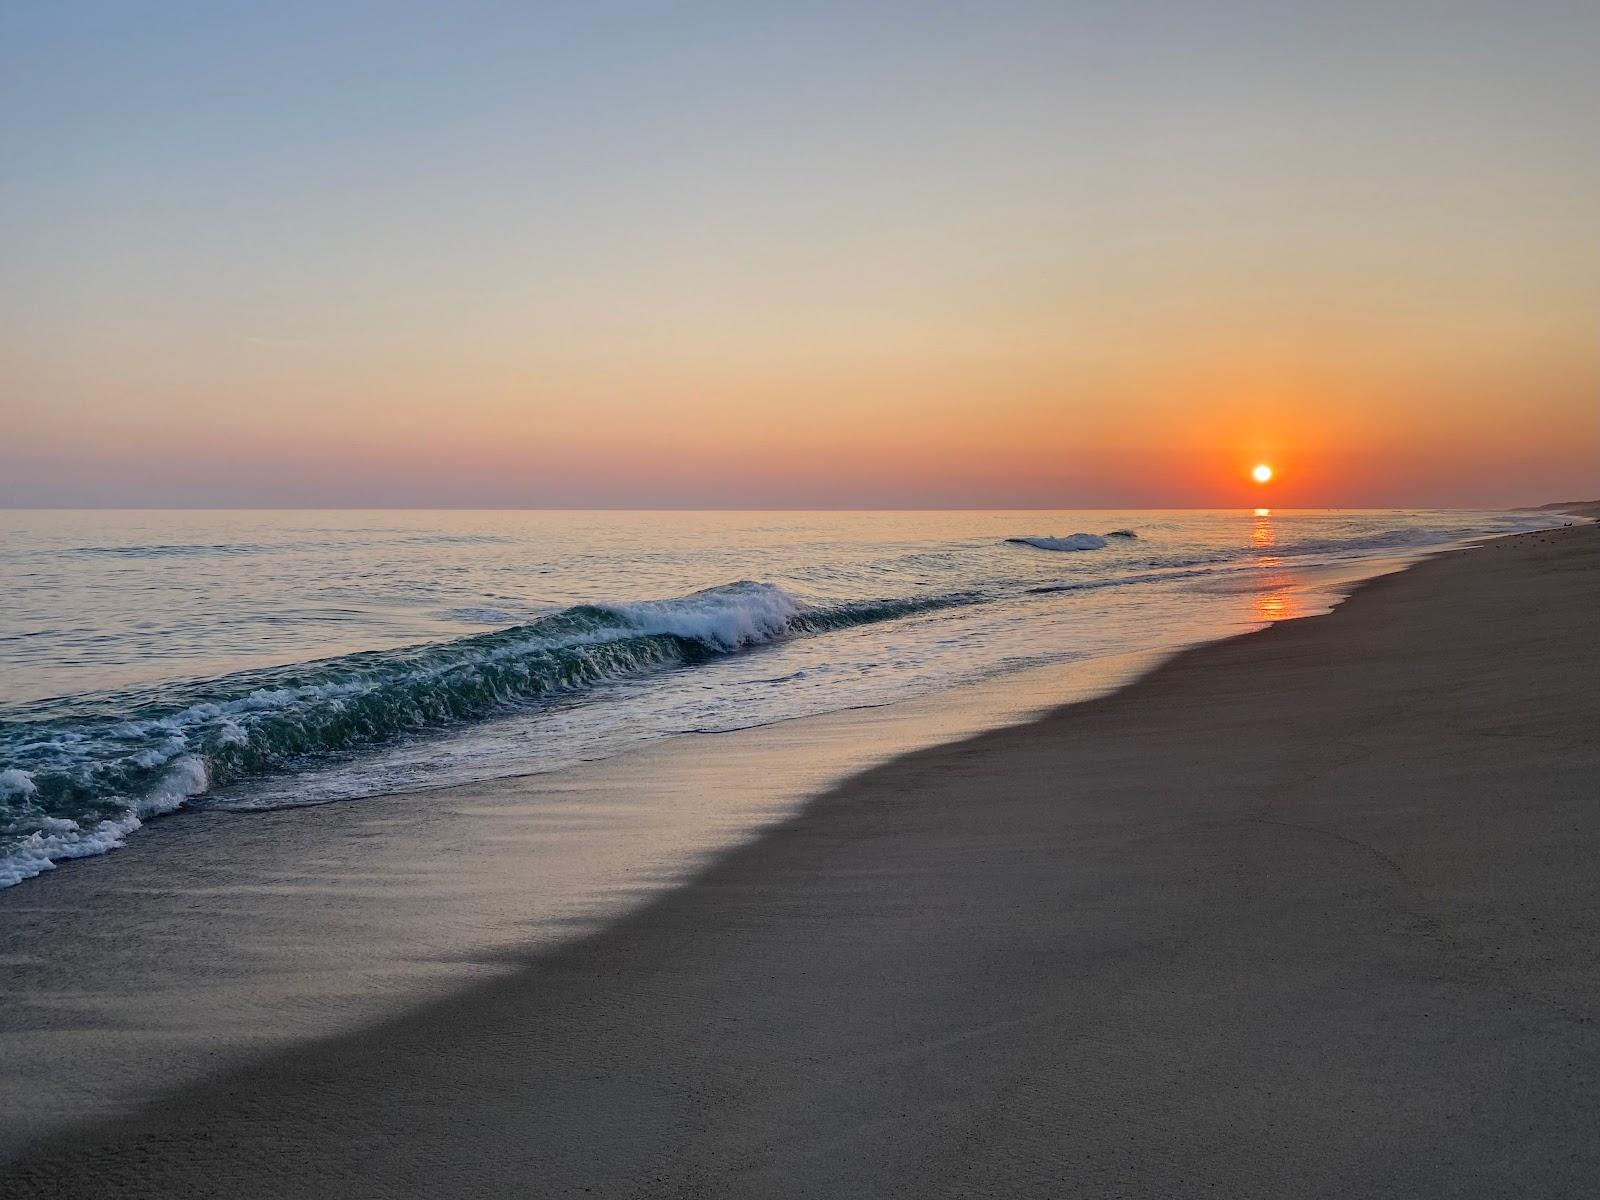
[0,581,971,887]
[393,533,518,547]
[438,607,516,624]
[71,542,281,558]
[1104,529,1138,539]
[1267,527,1465,559]
[1136,525,1492,574]
[1006,533,1108,552]
[68,532,518,559]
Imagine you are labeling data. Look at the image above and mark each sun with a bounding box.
[1251,463,1274,484]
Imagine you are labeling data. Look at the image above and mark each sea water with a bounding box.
[0,508,1553,887]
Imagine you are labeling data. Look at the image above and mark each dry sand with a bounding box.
[4,517,1598,1197]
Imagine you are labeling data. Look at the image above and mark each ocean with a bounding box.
[0,507,1553,890]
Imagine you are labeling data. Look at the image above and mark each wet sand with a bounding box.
[0,646,1168,1157]
[5,516,1599,1197]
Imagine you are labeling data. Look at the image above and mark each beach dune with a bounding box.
[4,518,1599,1197]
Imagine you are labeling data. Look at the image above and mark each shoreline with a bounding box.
[0,535,1469,1153]
[6,516,1600,1195]
[0,633,1180,1157]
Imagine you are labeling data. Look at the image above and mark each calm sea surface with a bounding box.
[0,508,1551,887]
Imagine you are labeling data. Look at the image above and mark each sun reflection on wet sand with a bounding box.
[1255,590,1295,621]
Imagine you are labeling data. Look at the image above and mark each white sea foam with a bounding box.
[603,582,802,651]
[138,755,209,818]
[0,767,37,799]
[0,818,140,888]
[0,756,208,888]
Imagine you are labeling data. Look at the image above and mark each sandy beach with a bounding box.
[5,515,1598,1197]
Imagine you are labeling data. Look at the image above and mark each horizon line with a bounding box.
[2,503,1582,514]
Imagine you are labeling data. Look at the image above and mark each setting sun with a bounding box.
[1252,464,1274,484]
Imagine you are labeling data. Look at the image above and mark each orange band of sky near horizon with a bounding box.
[2,3,1596,508]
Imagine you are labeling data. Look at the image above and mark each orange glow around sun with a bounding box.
[1252,463,1274,484]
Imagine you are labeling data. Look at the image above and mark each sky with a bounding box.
[2,1,1596,508]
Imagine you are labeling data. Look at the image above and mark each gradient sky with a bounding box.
[3,1,1596,508]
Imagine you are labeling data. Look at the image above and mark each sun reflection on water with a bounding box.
[1249,509,1297,622]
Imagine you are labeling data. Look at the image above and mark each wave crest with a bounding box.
[0,581,966,886]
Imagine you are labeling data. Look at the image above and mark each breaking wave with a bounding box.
[0,582,970,887]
